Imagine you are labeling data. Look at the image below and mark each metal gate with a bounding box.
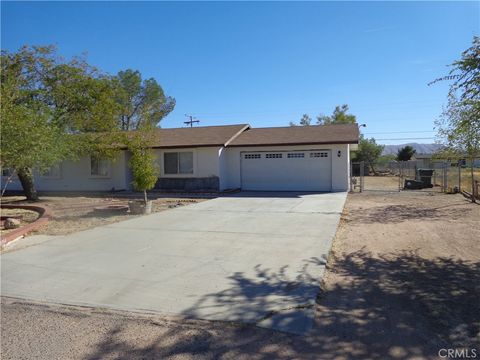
[350,160,445,193]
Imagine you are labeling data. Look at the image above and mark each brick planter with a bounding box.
[1,204,53,245]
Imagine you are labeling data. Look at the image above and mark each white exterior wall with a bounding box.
[153,147,221,179]
[218,147,229,191]
[1,173,22,191]
[1,152,129,192]
[2,144,353,193]
[221,144,351,191]
[337,144,350,192]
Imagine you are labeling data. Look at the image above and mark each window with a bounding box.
[266,153,283,159]
[91,158,110,177]
[42,164,62,178]
[287,153,305,158]
[164,152,193,174]
[244,154,261,159]
[310,152,329,158]
[2,168,12,177]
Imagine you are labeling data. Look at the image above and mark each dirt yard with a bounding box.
[0,194,208,236]
[1,190,479,359]
[0,208,39,235]
[316,190,480,358]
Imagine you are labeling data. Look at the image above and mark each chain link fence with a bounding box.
[350,158,480,198]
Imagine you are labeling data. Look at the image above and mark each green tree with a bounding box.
[1,45,121,200]
[127,127,160,205]
[353,136,384,175]
[317,104,357,125]
[396,145,416,161]
[432,36,480,202]
[289,114,311,127]
[114,69,175,130]
[377,154,396,169]
[436,94,479,201]
[289,105,357,126]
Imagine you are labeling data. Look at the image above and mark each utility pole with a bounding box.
[184,114,200,128]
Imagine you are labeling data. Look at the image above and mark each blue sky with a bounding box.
[2,1,478,144]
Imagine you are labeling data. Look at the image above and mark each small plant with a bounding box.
[129,147,159,205]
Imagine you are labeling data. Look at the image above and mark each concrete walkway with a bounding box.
[1,192,347,335]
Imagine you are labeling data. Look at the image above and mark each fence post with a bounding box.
[398,162,401,191]
[441,163,446,192]
[443,162,449,193]
[458,160,462,192]
[350,161,353,192]
[398,161,403,192]
[360,161,364,192]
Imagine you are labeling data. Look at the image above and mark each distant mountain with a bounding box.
[381,143,444,156]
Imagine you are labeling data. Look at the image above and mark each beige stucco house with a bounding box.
[3,123,359,192]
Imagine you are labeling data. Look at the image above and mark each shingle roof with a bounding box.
[228,123,359,147]
[138,124,250,148]
[121,123,359,149]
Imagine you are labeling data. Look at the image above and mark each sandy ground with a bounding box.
[1,194,206,236]
[1,191,479,359]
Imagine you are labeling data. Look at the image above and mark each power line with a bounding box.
[364,130,435,135]
[191,99,443,117]
[374,137,436,141]
[184,114,200,127]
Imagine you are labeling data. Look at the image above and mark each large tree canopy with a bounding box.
[1,46,120,200]
[114,69,175,130]
[432,36,480,202]
[430,36,480,103]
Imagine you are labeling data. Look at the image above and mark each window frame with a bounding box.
[1,168,13,177]
[162,151,195,176]
[40,164,63,179]
[90,157,111,178]
[244,153,262,159]
[310,152,329,158]
[265,153,283,159]
[287,152,305,159]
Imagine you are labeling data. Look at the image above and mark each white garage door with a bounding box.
[241,150,332,191]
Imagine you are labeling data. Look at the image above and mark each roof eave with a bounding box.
[227,140,359,147]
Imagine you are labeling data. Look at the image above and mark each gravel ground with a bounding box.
[1,191,479,359]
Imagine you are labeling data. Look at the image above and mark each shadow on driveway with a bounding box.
[81,250,479,360]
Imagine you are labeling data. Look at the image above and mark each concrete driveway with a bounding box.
[1,192,347,334]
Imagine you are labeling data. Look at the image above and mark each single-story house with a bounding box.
[2,123,359,192]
